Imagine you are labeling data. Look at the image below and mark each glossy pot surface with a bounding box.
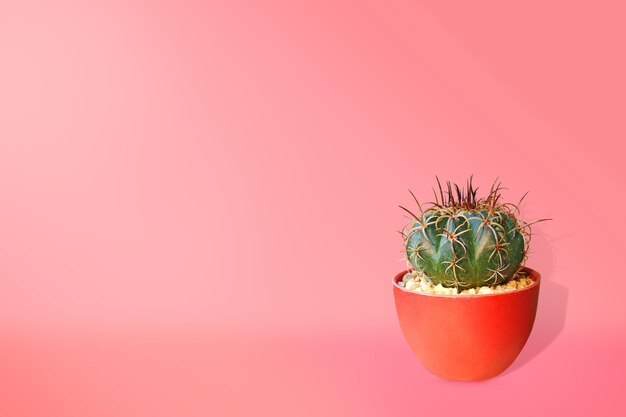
[393,267,540,380]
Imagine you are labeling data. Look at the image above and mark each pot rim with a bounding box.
[393,266,540,298]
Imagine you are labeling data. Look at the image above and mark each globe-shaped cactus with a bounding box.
[400,177,548,290]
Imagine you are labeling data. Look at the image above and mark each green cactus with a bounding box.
[400,177,548,290]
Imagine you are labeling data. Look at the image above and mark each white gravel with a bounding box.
[397,270,534,295]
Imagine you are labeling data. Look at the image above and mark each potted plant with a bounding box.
[393,176,550,381]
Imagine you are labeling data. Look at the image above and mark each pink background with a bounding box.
[1,0,624,415]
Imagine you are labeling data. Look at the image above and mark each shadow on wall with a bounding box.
[502,231,569,376]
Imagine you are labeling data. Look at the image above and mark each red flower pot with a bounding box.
[393,267,540,381]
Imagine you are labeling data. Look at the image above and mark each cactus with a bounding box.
[400,176,549,290]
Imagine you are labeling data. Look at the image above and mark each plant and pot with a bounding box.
[393,176,550,381]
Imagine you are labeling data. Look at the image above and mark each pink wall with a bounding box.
[1,0,624,415]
